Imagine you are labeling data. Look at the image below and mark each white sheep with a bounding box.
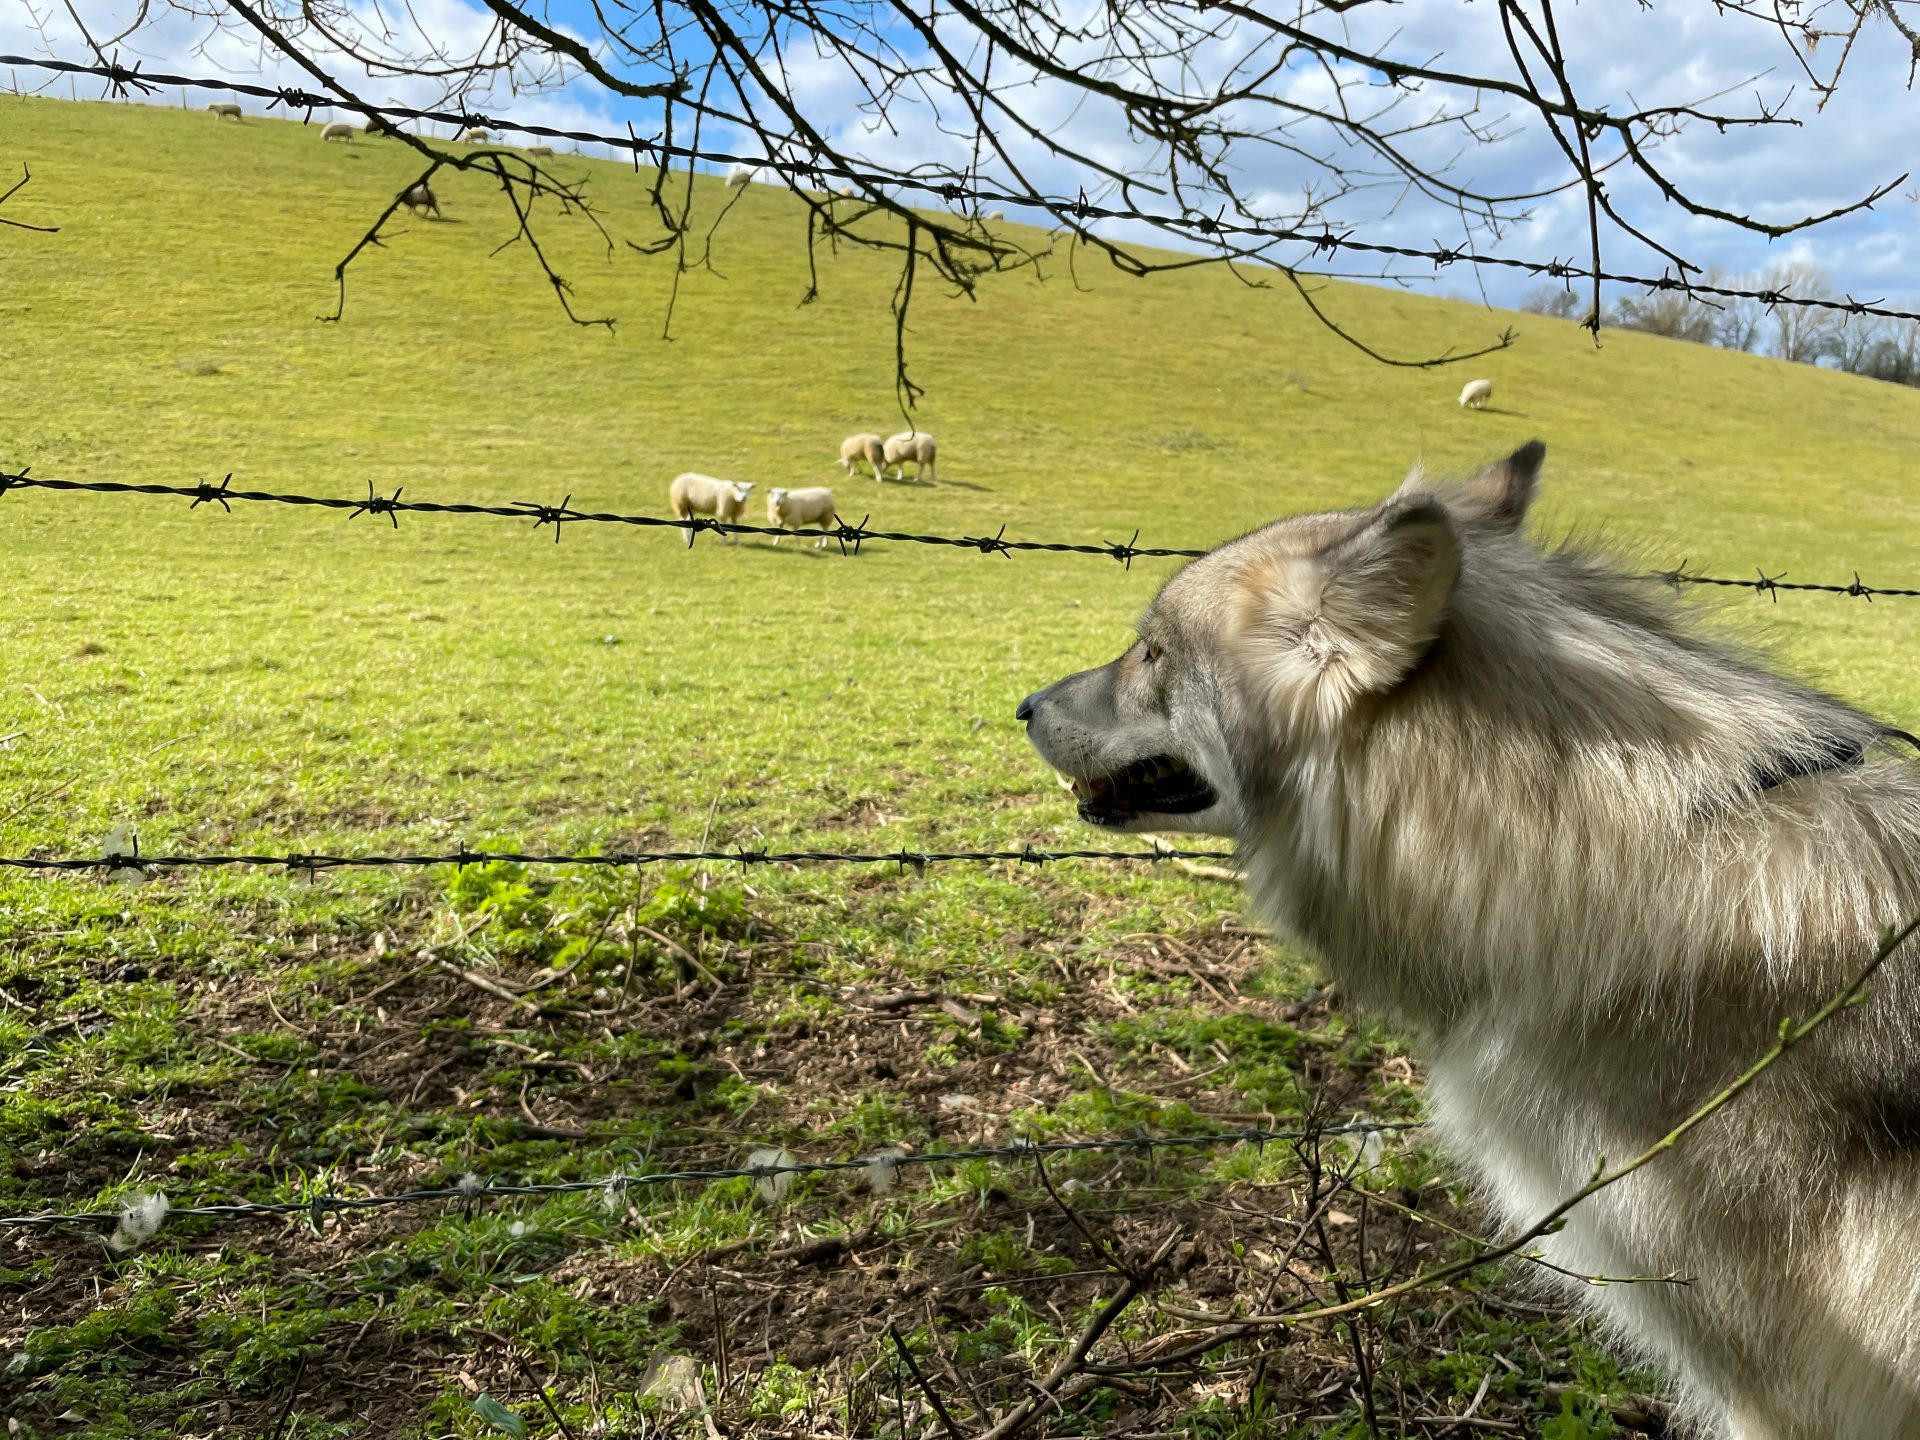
[834,182,856,197]
[883,430,937,485]
[668,473,755,548]
[402,181,439,218]
[983,210,1005,222]
[320,121,355,143]
[768,487,838,548]
[525,144,554,157]
[837,433,885,482]
[724,162,759,188]
[459,127,490,144]
[1458,378,1494,409]
[206,102,242,121]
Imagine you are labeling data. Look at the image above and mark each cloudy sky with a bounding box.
[7,0,1917,312]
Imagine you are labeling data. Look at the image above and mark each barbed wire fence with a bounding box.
[0,1121,1423,1232]
[7,462,1920,598]
[0,840,1238,878]
[7,54,1919,333]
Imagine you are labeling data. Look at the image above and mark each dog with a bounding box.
[1018,440,1920,1438]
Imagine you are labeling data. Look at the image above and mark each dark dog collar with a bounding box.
[1753,728,1920,793]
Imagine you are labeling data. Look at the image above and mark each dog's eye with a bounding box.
[1143,642,1162,664]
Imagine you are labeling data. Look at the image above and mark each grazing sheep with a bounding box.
[320,121,355,143]
[668,473,755,548]
[883,430,938,485]
[1458,378,1494,410]
[724,162,758,188]
[837,433,885,482]
[768,487,838,548]
[525,144,554,157]
[402,181,439,218]
[207,102,242,121]
[363,116,397,137]
[459,127,490,144]
[983,210,1004,222]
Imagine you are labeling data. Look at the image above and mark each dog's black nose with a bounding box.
[1015,691,1040,723]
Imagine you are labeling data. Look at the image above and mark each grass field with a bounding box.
[4,93,1920,1439]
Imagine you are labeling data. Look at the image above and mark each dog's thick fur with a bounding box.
[1019,442,1920,1439]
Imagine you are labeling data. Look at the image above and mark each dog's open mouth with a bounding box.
[1064,755,1216,824]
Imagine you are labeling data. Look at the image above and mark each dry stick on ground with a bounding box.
[513,1353,580,1440]
[1156,909,1920,1334]
[887,1325,966,1440]
[1299,1139,1385,1435]
[0,163,58,232]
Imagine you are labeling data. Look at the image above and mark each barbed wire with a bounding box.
[0,467,1205,564]
[1653,561,1920,602]
[0,1120,1423,1231]
[0,840,1238,877]
[7,53,1919,327]
[7,465,1919,596]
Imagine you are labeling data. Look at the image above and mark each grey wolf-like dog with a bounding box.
[1019,442,1920,1438]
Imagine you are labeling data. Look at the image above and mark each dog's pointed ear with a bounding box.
[1238,498,1459,724]
[1395,439,1545,535]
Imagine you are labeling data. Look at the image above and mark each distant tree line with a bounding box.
[1521,263,1920,387]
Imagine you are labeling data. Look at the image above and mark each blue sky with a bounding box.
[8,1,1917,312]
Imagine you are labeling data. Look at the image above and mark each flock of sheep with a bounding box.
[667,431,939,551]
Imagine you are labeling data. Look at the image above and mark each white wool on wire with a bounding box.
[863,1147,909,1195]
[747,1147,797,1204]
[108,1193,170,1254]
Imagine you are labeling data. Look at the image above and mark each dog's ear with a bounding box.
[1237,498,1459,724]
[1395,439,1544,535]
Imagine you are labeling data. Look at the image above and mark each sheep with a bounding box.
[837,432,885,482]
[883,430,937,485]
[983,210,1005,222]
[525,144,554,157]
[768,487,838,548]
[459,127,490,144]
[402,181,439,218]
[206,102,242,121]
[724,162,758,188]
[1458,378,1494,410]
[668,473,755,548]
[834,182,856,197]
[320,121,355,143]
[363,116,397,137]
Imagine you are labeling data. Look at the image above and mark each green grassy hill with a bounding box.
[4,94,1919,1440]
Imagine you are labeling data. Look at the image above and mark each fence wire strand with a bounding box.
[0,1121,1424,1231]
[0,842,1237,877]
[7,465,1918,596]
[6,53,1920,326]
[0,467,1204,564]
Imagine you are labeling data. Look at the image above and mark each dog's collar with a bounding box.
[1752,728,1920,794]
